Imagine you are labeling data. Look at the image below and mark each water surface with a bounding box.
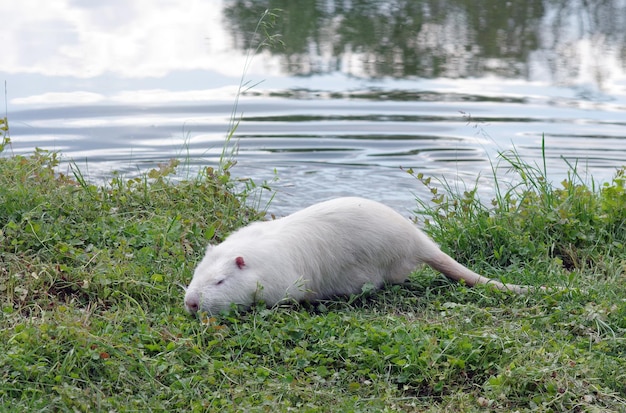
[2,0,625,214]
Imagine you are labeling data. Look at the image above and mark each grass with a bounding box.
[1,106,625,412]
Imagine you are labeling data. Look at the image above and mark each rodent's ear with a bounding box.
[235,256,245,269]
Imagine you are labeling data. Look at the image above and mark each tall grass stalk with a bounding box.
[220,8,283,174]
[1,81,10,152]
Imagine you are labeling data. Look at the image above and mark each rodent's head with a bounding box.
[184,245,259,315]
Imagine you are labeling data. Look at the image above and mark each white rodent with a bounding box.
[184,197,534,315]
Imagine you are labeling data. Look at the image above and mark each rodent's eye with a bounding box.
[215,278,225,286]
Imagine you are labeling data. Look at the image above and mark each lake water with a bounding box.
[2,0,625,215]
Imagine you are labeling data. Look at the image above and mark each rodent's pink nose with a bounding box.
[185,296,199,314]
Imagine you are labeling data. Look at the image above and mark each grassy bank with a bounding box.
[1,124,625,411]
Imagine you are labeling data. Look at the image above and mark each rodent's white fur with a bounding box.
[184,197,530,315]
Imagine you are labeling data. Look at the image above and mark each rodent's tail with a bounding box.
[424,250,537,294]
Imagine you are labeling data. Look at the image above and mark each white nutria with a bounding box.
[184,197,536,315]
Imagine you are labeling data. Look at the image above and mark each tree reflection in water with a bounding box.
[223,0,626,90]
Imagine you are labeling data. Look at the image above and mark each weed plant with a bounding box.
[0,144,264,410]
[407,140,625,289]
[1,106,625,412]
